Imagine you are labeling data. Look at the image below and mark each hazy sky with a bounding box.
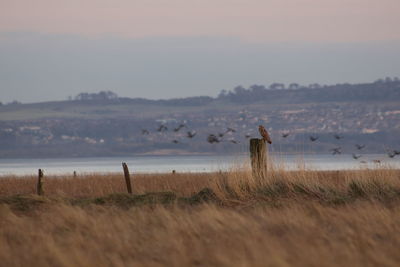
[1,0,400,103]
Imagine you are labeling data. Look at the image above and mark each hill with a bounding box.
[0,79,399,158]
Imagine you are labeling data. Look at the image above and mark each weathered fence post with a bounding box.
[122,162,133,194]
[37,169,44,196]
[250,138,268,179]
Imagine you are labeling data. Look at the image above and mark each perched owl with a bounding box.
[258,125,272,144]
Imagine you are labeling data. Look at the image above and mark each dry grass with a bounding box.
[0,172,213,198]
[1,166,400,266]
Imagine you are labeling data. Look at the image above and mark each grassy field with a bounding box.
[1,167,400,266]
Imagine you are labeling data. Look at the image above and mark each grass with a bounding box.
[1,166,400,266]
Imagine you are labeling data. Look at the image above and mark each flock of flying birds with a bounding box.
[305,132,400,162]
[142,123,241,145]
[141,123,399,161]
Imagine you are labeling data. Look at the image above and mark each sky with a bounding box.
[1,0,400,103]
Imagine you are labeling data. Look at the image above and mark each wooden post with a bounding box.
[250,138,268,179]
[122,162,132,194]
[37,169,44,196]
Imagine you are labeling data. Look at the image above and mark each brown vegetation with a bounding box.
[1,166,400,266]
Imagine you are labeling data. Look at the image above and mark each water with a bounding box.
[0,154,399,176]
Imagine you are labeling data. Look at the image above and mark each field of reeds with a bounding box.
[1,165,400,266]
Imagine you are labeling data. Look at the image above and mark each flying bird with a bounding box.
[187,131,196,138]
[330,147,342,155]
[309,135,319,142]
[282,132,290,138]
[141,129,149,135]
[386,148,399,158]
[172,140,179,144]
[334,134,343,140]
[352,153,362,160]
[207,134,220,144]
[245,134,252,139]
[355,144,365,150]
[387,151,396,158]
[229,139,239,144]
[173,124,186,132]
[157,125,168,132]
[258,125,272,144]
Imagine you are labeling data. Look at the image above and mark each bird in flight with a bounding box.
[386,148,399,158]
[258,125,272,144]
[141,129,149,135]
[187,131,196,138]
[352,153,362,160]
[207,134,220,144]
[225,127,236,133]
[157,125,168,132]
[355,144,365,150]
[172,140,179,144]
[330,147,342,155]
[174,124,186,132]
[309,135,319,142]
[282,132,290,138]
[334,134,343,140]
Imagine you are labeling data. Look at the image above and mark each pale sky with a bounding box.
[0,0,400,103]
[1,0,400,42]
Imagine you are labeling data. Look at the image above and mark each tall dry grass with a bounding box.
[1,202,400,266]
[0,172,213,198]
[1,166,399,203]
[1,164,400,266]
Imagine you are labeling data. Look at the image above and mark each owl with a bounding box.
[258,125,272,144]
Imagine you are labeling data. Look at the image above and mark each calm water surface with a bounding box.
[0,154,399,176]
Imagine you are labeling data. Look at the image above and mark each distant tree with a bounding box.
[374,78,384,84]
[309,83,321,89]
[249,84,267,93]
[75,92,89,101]
[233,86,247,95]
[288,83,300,90]
[218,89,228,98]
[385,77,393,83]
[98,91,118,100]
[269,83,285,90]
[74,91,118,101]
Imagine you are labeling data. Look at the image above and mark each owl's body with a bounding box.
[258,125,272,144]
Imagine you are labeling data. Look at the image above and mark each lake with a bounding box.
[1,153,399,176]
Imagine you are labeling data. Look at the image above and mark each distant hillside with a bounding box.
[217,79,400,104]
[0,79,399,158]
[1,78,399,111]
